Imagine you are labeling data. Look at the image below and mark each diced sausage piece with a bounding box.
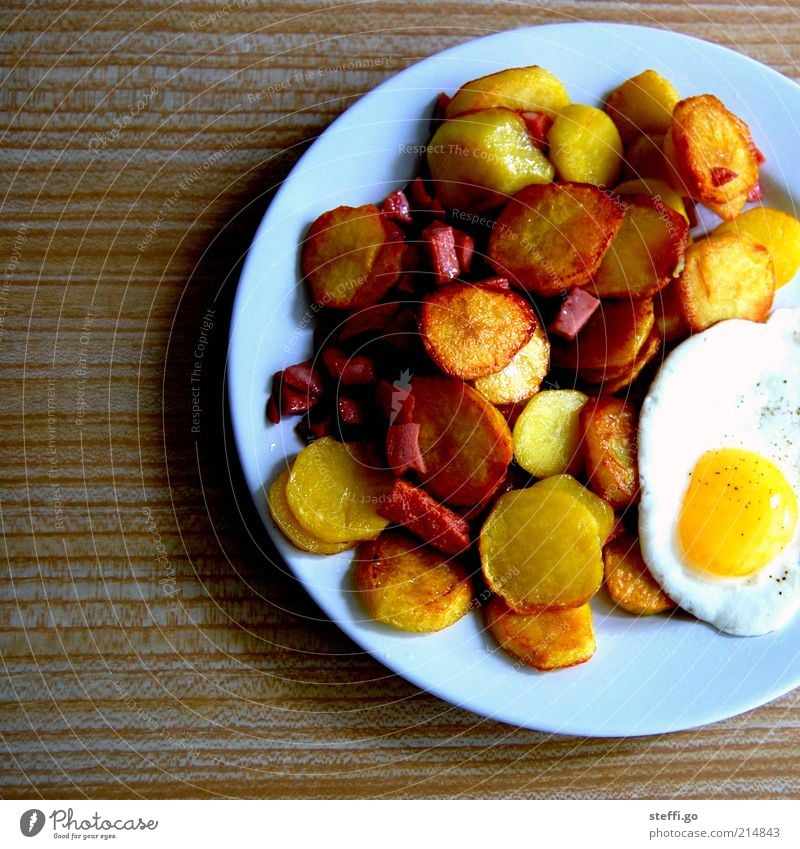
[521,110,554,148]
[282,360,325,397]
[280,385,316,415]
[382,189,413,224]
[549,287,601,341]
[422,223,460,284]
[386,423,427,476]
[322,348,376,385]
[452,229,475,273]
[377,479,472,555]
[337,396,366,425]
[266,394,281,424]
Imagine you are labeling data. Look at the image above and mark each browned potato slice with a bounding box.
[480,487,603,612]
[354,530,472,632]
[675,232,775,332]
[579,396,639,510]
[547,104,623,186]
[302,204,405,309]
[472,319,550,405]
[551,297,655,372]
[604,533,676,615]
[487,182,624,295]
[713,207,800,289]
[446,66,570,118]
[286,437,391,543]
[605,70,680,144]
[664,94,759,220]
[513,389,589,478]
[653,281,689,343]
[412,376,513,507]
[622,133,672,183]
[420,283,535,380]
[427,108,554,212]
[588,194,689,299]
[486,596,596,671]
[531,474,614,543]
[581,330,661,394]
[268,468,352,555]
[613,177,688,222]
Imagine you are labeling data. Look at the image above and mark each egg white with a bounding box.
[638,309,800,636]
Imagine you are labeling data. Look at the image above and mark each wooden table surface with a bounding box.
[2,0,800,800]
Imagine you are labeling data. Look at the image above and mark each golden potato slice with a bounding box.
[486,596,596,671]
[286,437,391,543]
[420,283,535,380]
[354,530,472,632]
[622,133,671,183]
[547,103,623,186]
[713,207,800,289]
[676,231,775,331]
[551,297,655,372]
[301,204,405,309]
[588,194,689,299]
[480,488,603,612]
[613,177,688,222]
[268,468,352,555]
[472,319,550,405]
[487,182,624,295]
[581,330,662,394]
[653,280,690,343]
[412,376,513,507]
[604,533,676,615]
[427,108,554,212]
[664,94,759,220]
[513,389,589,478]
[605,69,680,144]
[446,66,570,118]
[579,396,639,510]
[531,474,614,542]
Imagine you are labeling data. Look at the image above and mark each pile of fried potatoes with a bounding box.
[268,63,800,673]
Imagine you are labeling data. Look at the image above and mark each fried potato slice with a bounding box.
[446,65,570,118]
[580,330,662,394]
[420,283,535,380]
[427,108,554,212]
[675,231,775,332]
[622,133,671,183]
[613,177,688,222]
[486,596,596,671]
[480,488,603,612]
[354,530,472,632]
[285,437,391,543]
[551,296,655,372]
[268,468,352,555]
[603,532,676,615]
[653,281,689,343]
[412,376,513,507]
[301,204,405,309]
[664,94,759,220]
[513,389,589,478]
[588,194,689,299]
[605,70,680,144]
[547,103,623,186]
[487,182,624,295]
[531,474,614,543]
[713,207,800,289]
[580,396,639,510]
[472,318,550,405]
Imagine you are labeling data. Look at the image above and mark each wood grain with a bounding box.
[2,0,800,799]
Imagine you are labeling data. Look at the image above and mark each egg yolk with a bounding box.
[678,448,797,577]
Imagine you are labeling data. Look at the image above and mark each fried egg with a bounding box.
[638,308,800,635]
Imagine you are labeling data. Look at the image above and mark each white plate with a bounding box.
[228,22,800,737]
